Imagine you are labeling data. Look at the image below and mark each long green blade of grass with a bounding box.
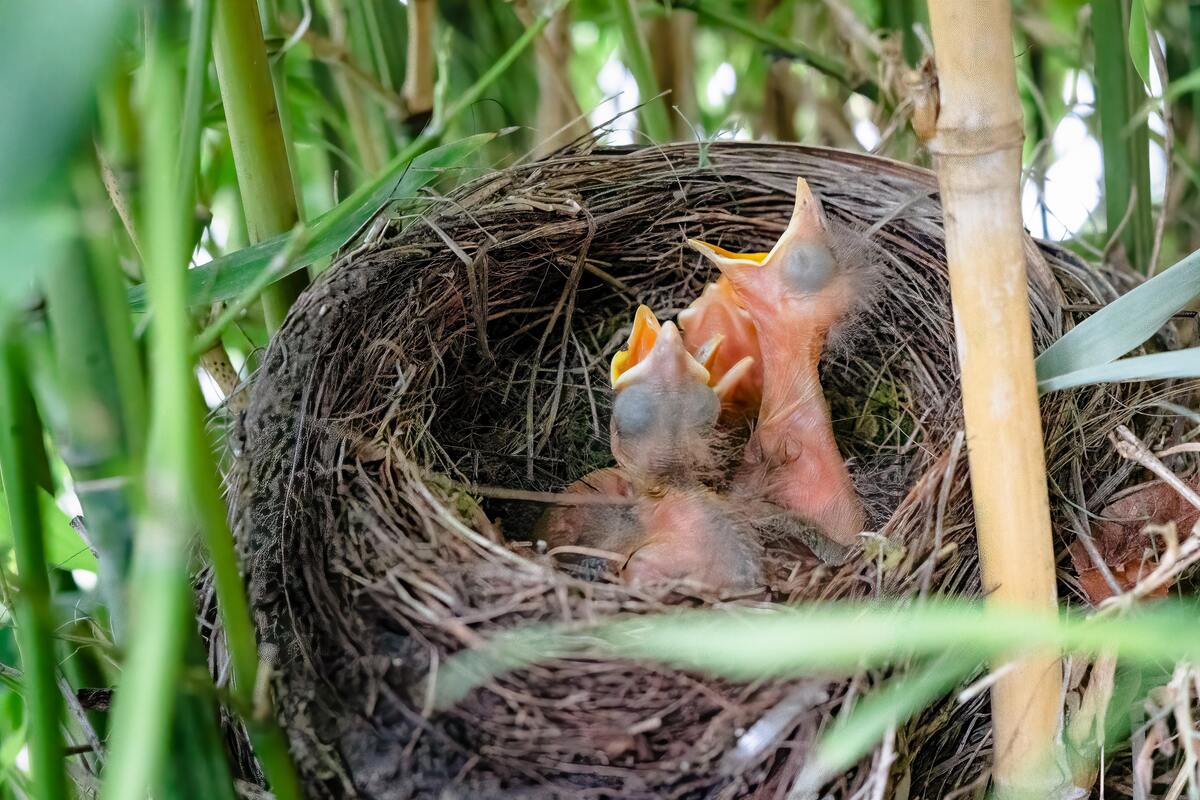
[1034,247,1200,382]
[0,341,68,800]
[431,601,1200,709]
[129,131,500,311]
[1038,347,1200,393]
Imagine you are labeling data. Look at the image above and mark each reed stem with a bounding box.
[926,1,1063,794]
[0,339,69,800]
[211,0,309,330]
[100,3,203,794]
[1093,0,1154,272]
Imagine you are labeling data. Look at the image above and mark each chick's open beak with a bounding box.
[610,304,662,387]
[686,178,838,313]
[611,310,710,393]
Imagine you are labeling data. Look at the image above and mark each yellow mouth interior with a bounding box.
[610,305,661,386]
[692,241,768,264]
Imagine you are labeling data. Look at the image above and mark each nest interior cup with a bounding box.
[230,143,1164,799]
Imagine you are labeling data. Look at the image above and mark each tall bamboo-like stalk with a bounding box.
[211,0,308,331]
[403,0,436,120]
[926,2,1063,795]
[1093,0,1153,272]
[610,0,673,142]
[0,341,68,800]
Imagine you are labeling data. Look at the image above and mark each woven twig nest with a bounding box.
[229,143,1168,798]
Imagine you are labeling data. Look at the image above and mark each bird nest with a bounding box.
[227,143,1170,798]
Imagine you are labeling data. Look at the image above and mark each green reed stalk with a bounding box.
[43,238,145,636]
[610,0,672,142]
[211,0,309,330]
[1093,0,1154,272]
[0,340,69,800]
[260,0,310,216]
[883,0,922,65]
[1190,2,1200,142]
[179,0,213,214]
[100,3,204,795]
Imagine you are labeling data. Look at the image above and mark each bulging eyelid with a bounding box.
[779,242,837,294]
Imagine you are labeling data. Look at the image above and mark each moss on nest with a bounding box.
[224,142,1180,799]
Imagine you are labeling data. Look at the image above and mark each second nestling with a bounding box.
[538,177,870,593]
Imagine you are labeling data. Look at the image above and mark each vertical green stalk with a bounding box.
[260,0,310,217]
[43,240,144,637]
[1190,1,1200,141]
[883,0,921,65]
[609,0,673,142]
[100,2,201,795]
[344,0,395,159]
[315,0,386,179]
[0,340,68,800]
[179,0,214,223]
[211,0,308,331]
[107,4,304,797]
[1093,0,1154,272]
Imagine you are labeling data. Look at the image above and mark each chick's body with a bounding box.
[689,178,866,549]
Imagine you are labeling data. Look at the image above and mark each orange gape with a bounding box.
[678,277,763,415]
[688,177,865,547]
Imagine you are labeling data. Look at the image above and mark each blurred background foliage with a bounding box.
[0,0,1199,797]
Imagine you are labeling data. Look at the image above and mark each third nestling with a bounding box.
[540,177,868,592]
[540,307,763,591]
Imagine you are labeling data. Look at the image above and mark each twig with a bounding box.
[1112,426,1200,511]
[1073,459,1124,598]
[468,484,635,507]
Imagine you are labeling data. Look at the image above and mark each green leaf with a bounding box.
[0,488,97,573]
[1039,347,1200,393]
[1035,248,1200,383]
[0,1,130,332]
[433,601,1200,709]
[1128,0,1151,88]
[0,0,128,208]
[802,654,978,785]
[129,132,501,311]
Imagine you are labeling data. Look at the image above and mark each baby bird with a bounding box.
[678,277,763,416]
[609,305,721,486]
[688,177,865,548]
[540,306,763,591]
